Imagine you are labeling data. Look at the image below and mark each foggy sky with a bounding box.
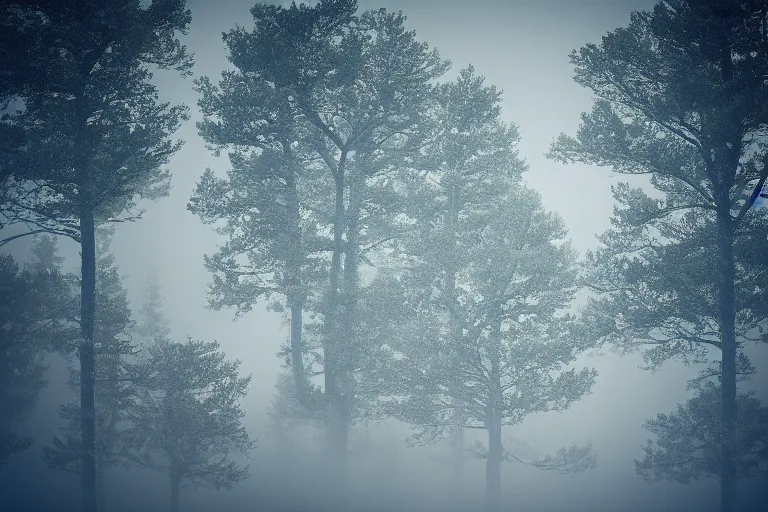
[2,1,767,511]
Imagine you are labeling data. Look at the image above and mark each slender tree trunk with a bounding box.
[325,156,347,483]
[446,180,464,497]
[284,145,311,409]
[331,173,362,487]
[485,325,503,511]
[170,473,180,512]
[451,424,464,493]
[330,171,363,487]
[716,206,737,512]
[80,205,98,512]
[290,302,306,393]
[485,418,502,511]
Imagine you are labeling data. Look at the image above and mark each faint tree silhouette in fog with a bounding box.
[135,267,171,345]
[365,187,597,510]
[348,67,597,509]
[353,65,526,493]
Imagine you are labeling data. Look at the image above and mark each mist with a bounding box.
[1,1,767,511]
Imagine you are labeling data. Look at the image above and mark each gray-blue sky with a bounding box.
[2,1,767,511]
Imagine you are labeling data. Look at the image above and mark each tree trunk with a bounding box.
[451,424,464,494]
[445,179,465,496]
[331,172,362,485]
[290,302,306,398]
[170,473,180,512]
[80,205,98,512]
[485,325,503,511]
[716,206,737,512]
[485,416,502,511]
[325,156,347,483]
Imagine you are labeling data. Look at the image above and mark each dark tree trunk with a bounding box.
[290,302,306,394]
[716,206,737,512]
[170,473,180,512]
[96,467,106,512]
[80,205,97,512]
[330,173,362,486]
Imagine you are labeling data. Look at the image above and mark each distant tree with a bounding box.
[264,372,324,473]
[127,338,255,512]
[135,267,171,344]
[192,0,450,479]
[0,237,77,463]
[637,379,768,485]
[374,65,525,489]
[0,2,192,508]
[44,228,138,511]
[548,3,768,509]
[365,188,597,510]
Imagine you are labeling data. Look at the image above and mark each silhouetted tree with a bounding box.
[127,338,255,512]
[0,2,192,508]
[548,2,768,510]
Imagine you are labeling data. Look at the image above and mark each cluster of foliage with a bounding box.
[0,236,77,463]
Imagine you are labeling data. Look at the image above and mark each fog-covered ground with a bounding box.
[2,1,767,511]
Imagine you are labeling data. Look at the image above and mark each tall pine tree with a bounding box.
[0,3,192,509]
[548,2,768,510]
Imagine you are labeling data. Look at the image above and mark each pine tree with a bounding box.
[548,2,768,510]
[0,3,192,508]
[636,380,768,484]
[365,188,597,510]
[135,267,171,345]
[127,338,255,512]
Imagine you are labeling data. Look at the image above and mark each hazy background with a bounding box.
[2,1,767,511]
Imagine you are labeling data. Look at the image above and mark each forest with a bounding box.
[1,0,767,511]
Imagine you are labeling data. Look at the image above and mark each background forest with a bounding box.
[1,1,767,512]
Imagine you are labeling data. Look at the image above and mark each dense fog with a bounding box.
[1,1,767,511]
